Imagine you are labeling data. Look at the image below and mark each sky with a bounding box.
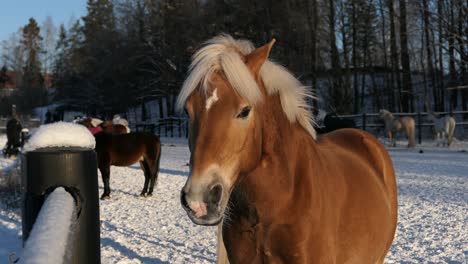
[0,0,87,43]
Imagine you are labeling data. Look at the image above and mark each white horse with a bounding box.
[427,113,456,147]
[379,109,416,147]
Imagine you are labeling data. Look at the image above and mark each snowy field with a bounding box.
[1,134,467,263]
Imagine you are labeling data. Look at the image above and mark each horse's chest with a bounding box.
[225,218,305,263]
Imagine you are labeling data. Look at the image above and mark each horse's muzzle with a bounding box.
[180,184,224,226]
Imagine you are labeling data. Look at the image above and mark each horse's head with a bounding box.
[178,35,316,225]
[379,109,392,120]
[177,37,277,225]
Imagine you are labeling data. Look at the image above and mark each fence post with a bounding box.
[418,112,422,144]
[178,119,182,137]
[22,148,101,264]
[170,118,174,137]
[164,119,169,137]
[362,113,367,131]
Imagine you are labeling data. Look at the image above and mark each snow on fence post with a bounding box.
[21,122,100,264]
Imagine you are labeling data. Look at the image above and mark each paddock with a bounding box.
[1,135,467,263]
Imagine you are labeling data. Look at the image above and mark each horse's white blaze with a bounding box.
[205,88,219,111]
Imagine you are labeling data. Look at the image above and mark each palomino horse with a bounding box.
[379,109,416,147]
[178,35,398,263]
[94,132,162,199]
[427,112,456,146]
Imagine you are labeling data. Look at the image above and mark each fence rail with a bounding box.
[338,110,468,144]
[138,111,468,142]
[133,117,188,138]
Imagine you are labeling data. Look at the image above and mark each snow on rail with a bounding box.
[20,187,76,264]
[23,122,95,152]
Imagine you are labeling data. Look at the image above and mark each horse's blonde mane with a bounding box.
[176,34,316,139]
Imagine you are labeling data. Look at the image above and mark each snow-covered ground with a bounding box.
[1,134,467,263]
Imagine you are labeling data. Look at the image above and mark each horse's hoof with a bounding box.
[139,193,146,197]
[146,193,153,197]
[101,195,111,200]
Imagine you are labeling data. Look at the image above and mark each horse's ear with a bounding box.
[246,39,276,75]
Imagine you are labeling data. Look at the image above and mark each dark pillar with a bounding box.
[22,147,100,264]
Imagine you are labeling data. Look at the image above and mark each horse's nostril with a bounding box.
[208,184,223,204]
[180,190,189,209]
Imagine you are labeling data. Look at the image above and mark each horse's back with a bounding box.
[318,128,396,192]
[95,132,160,165]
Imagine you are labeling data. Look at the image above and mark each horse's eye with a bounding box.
[237,107,251,119]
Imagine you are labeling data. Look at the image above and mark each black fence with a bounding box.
[20,147,101,264]
[133,117,188,138]
[136,111,468,143]
[340,110,468,144]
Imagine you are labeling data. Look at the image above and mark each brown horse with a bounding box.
[79,117,129,135]
[94,131,161,199]
[379,109,416,147]
[100,120,130,134]
[178,35,398,263]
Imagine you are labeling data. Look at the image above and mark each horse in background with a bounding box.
[79,117,130,135]
[323,112,356,133]
[314,110,356,134]
[94,131,162,199]
[178,35,397,263]
[112,114,129,127]
[2,117,22,158]
[427,112,456,146]
[379,109,416,147]
[101,120,130,134]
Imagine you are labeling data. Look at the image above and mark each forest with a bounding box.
[0,0,467,118]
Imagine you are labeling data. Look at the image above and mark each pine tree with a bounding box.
[0,65,9,89]
[22,18,43,89]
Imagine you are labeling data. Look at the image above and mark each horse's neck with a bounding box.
[234,95,317,221]
[383,115,395,129]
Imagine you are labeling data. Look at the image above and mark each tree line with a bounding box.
[1,0,467,118]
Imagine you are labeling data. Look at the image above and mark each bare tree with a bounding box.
[41,16,57,76]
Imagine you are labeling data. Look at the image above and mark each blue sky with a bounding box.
[0,0,87,42]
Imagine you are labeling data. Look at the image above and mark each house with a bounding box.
[0,70,54,97]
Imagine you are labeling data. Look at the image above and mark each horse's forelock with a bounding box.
[177,34,317,139]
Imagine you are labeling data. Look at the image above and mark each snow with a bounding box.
[22,122,95,152]
[0,135,17,172]
[1,134,467,263]
[20,187,76,264]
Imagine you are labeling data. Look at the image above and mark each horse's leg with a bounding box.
[139,160,150,196]
[147,145,161,197]
[387,131,392,147]
[99,165,111,200]
[389,131,396,147]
